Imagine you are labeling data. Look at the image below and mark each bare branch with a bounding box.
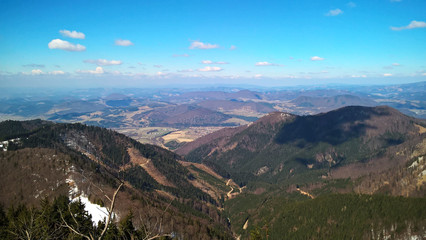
[25,230,30,240]
[68,203,81,229]
[151,200,172,237]
[7,207,39,240]
[98,182,123,240]
[141,200,174,240]
[145,233,174,240]
[59,210,92,240]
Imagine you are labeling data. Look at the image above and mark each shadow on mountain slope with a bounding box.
[275,106,393,146]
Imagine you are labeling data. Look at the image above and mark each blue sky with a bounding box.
[0,0,425,88]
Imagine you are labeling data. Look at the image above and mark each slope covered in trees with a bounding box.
[0,120,233,239]
[179,106,426,238]
[182,106,426,189]
[227,194,426,239]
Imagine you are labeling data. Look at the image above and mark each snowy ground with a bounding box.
[75,195,109,225]
[66,167,111,225]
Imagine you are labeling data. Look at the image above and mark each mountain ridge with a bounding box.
[179,105,426,190]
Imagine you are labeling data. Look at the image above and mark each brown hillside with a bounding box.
[127,147,175,187]
[176,111,295,157]
[176,125,247,156]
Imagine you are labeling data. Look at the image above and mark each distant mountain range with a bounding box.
[1,81,425,131]
[290,94,376,110]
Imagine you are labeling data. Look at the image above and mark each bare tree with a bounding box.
[138,200,174,240]
[62,170,175,239]
[7,207,38,240]
[60,182,123,240]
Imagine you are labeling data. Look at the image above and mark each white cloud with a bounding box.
[383,73,392,77]
[77,67,104,74]
[115,39,134,46]
[326,9,343,16]
[49,70,65,75]
[48,39,86,52]
[422,73,426,76]
[31,69,43,75]
[255,61,281,66]
[202,60,229,64]
[25,69,66,75]
[392,63,401,66]
[254,74,263,78]
[391,20,426,31]
[59,29,85,39]
[189,40,219,49]
[230,45,237,50]
[84,59,122,66]
[351,75,367,78]
[347,2,356,8]
[311,56,325,61]
[198,66,223,72]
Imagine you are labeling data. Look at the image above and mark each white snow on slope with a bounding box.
[66,166,111,226]
[75,196,109,225]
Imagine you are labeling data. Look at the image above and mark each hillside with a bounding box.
[197,100,275,114]
[0,120,233,239]
[179,105,426,238]
[181,105,426,193]
[226,193,426,239]
[132,104,234,127]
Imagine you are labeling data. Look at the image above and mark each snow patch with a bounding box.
[66,166,111,226]
[74,196,109,225]
[409,156,424,169]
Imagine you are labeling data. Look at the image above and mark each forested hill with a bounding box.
[181,105,426,194]
[178,105,426,239]
[0,119,233,239]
